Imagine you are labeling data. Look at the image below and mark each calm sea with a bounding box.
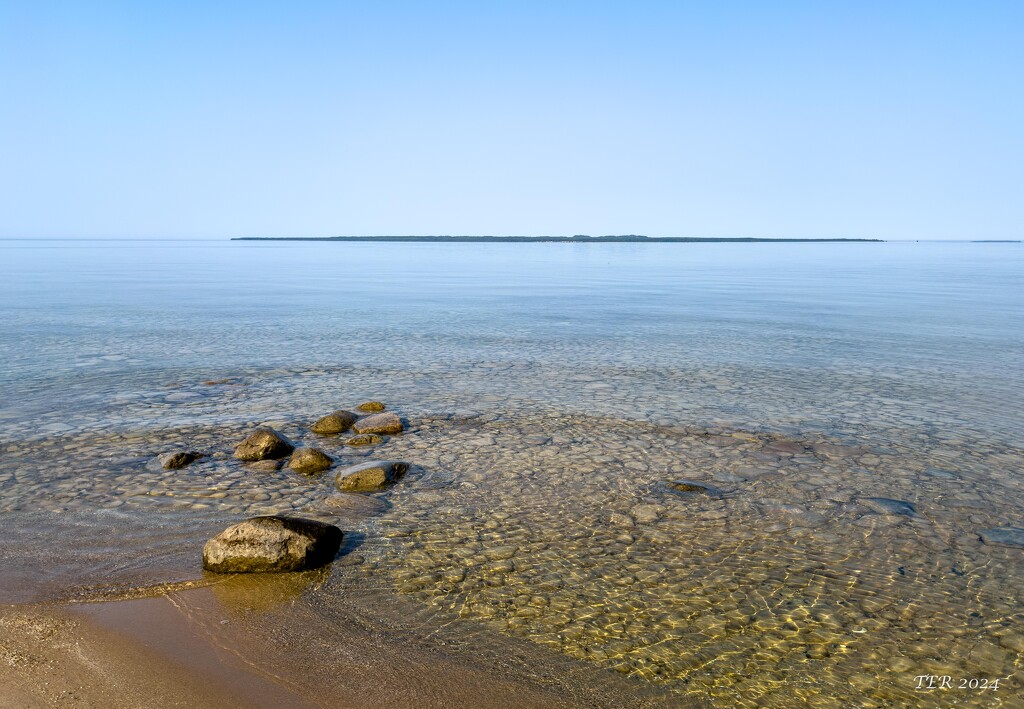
[1,239,1021,441]
[0,239,1021,706]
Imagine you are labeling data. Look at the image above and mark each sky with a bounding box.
[0,1,1021,240]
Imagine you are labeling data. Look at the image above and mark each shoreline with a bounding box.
[1,579,688,709]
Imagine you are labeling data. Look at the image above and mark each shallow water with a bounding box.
[0,239,1022,706]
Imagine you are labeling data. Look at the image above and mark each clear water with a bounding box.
[0,240,1022,706]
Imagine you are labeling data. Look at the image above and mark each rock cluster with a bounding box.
[198,401,412,572]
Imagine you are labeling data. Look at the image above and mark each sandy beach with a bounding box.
[1,576,689,709]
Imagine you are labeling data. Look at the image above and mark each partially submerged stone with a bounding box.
[356,401,386,412]
[335,460,408,492]
[346,434,383,447]
[352,412,403,435]
[861,497,916,516]
[158,450,203,470]
[202,516,343,573]
[979,527,1024,548]
[288,447,333,475]
[310,410,357,435]
[233,428,294,461]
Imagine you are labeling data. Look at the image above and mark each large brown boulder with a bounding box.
[335,460,408,492]
[310,410,357,434]
[288,447,333,475]
[352,412,403,435]
[203,516,343,573]
[233,428,294,461]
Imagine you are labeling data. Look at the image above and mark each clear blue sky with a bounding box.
[1,1,1021,239]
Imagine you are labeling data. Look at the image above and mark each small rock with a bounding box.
[887,656,916,673]
[484,545,518,561]
[310,410,357,434]
[352,412,404,435]
[202,516,343,573]
[998,631,1024,652]
[320,494,390,516]
[631,504,663,523]
[158,451,203,470]
[923,467,959,479]
[346,434,384,446]
[233,428,294,461]
[762,440,805,455]
[248,459,283,473]
[668,480,723,497]
[288,447,333,475]
[861,497,916,516]
[523,435,551,446]
[335,460,408,492]
[610,512,635,528]
[356,401,386,412]
[978,527,1024,548]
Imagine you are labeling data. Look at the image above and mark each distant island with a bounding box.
[232,235,882,243]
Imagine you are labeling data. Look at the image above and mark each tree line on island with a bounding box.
[233,235,882,242]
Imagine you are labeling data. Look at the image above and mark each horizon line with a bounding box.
[231,235,885,243]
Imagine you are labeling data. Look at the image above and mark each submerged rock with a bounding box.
[202,516,343,573]
[352,412,404,435]
[288,447,333,475]
[335,460,408,492]
[979,527,1024,548]
[233,428,294,461]
[321,494,390,516]
[356,401,387,413]
[346,434,384,446]
[610,512,635,528]
[631,504,664,523]
[248,459,283,473]
[158,450,203,470]
[668,480,723,497]
[310,410,357,435]
[762,440,806,455]
[861,497,916,516]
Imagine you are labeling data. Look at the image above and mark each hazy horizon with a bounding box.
[2,2,1021,241]
[0,235,1021,243]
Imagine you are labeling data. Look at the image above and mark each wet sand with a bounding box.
[1,577,688,709]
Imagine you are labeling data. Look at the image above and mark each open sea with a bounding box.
[1,239,1022,706]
